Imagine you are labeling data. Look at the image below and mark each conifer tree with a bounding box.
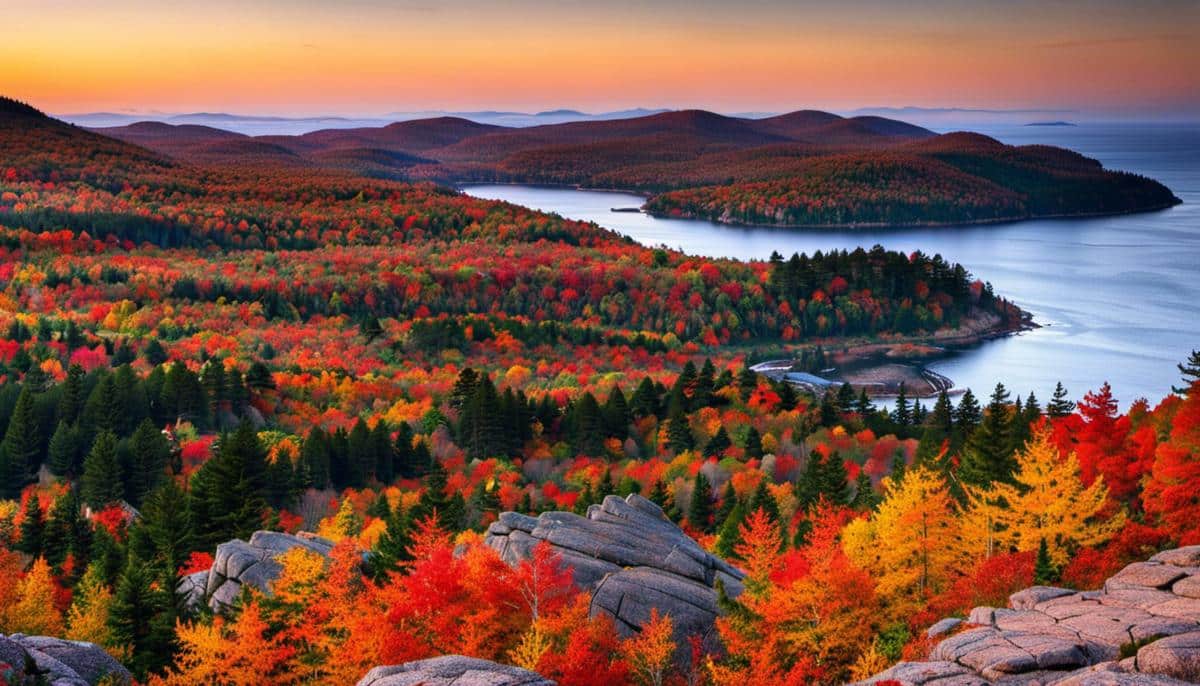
[602,386,631,438]
[47,420,79,477]
[892,384,911,426]
[1175,350,1200,395]
[737,367,758,402]
[567,392,605,457]
[705,426,732,457]
[58,363,87,425]
[743,426,764,460]
[959,383,1018,489]
[127,419,171,507]
[82,431,124,510]
[0,385,40,497]
[850,471,879,511]
[1047,382,1075,418]
[694,359,716,408]
[370,503,412,578]
[1034,538,1058,585]
[17,494,44,557]
[108,554,176,679]
[188,422,268,549]
[688,472,714,533]
[631,377,661,418]
[666,390,694,453]
[954,388,982,430]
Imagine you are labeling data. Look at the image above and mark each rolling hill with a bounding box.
[88,106,1180,227]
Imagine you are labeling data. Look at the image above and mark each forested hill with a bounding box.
[92,106,1180,228]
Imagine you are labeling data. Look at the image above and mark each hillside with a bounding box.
[90,107,1179,226]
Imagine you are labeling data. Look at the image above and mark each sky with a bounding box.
[3,0,1198,118]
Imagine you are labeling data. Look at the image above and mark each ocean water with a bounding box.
[463,122,1200,407]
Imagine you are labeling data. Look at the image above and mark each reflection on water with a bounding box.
[463,123,1200,408]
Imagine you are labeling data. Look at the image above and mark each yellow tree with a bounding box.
[842,466,960,609]
[964,426,1124,566]
[622,608,674,686]
[66,563,127,661]
[4,557,65,636]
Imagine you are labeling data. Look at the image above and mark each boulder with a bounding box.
[0,633,131,686]
[853,546,1200,685]
[182,530,335,612]
[484,495,744,658]
[357,655,554,686]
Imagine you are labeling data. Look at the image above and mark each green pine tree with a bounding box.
[82,431,124,510]
[688,472,714,533]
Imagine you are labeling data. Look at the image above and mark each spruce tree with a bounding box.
[82,431,124,509]
[959,383,1017,489]
[743,426,764,460]
[688,472,714,533]
[128,419,171,507]
[892,384,911,426]
[705,426,732,457]
[108,554,176,679]
[714,501,746,559]
[1174,349,1200,395]
[17,494,44,557]
[188,422,268,549]
[630,377,660,418]
[140,480,193,576]
[58,363,87,425]
[370,504,412,579]
[666,390,694,453]
[850,471,879,511]
[1047,382,1075,418]
[714,480,738,525]
[567,392,606,457]
[346,418,372,487]
[693,359,716,409]
[602,386,631,439]
[0,385,40,497]
[1034,538,1058,585]
[737,367,758,402]
[955,388,983,430]
[47,420,79,477]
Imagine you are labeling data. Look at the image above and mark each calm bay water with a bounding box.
[464,123,1200,408]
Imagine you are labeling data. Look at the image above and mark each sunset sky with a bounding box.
[3,0,1197,118]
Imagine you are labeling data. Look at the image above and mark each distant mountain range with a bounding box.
[59,108,675,135]
[86,106,1179,228]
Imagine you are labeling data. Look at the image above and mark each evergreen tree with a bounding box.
[142,339,168,366]
[693,359,716,408]
[666,390,694,453]
[747,480,780,524]
[688,472,714,533]
[959,383,1017,489]
[47,420,79,477]
[602,386,631,439]
[850,471,879,511]
[954,388,983,430]
[648,480,670,510]
[0,385,41,497]
[737,367,758,402]
[140,480,193,577]
[630,377,660,418]
[127,419,170,507]
[370,504,412,579]
[675,361,698,411]
[776,381,798,412]
[567,392,606,457]
[300,427,331,488]
[892,384,911,426]
[1034,538,1058,585]
[370,420,394,484]
[42,490,82,573]
[82,431,124,510]
[393,422,421,478]
[714,502,746,559]
[704,426,732,457]
[855,388,874,416]
[1174,349,1200,395]
[108,554,176,679]
[346,418,372,488]
[743,426,764,460]
[449,368,479,410]
[715,480,738,526]
[17,494,44,557]
[1047,382,1075,418]
[188,422,268,549]
[58,363,87,425]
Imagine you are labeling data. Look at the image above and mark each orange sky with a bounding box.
[3,0,1197,117]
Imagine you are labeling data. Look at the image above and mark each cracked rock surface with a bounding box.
[356,655,555,686]
[0,633,131,686]
[855,546,1200,685]
[484,494,744,653]
[178,530,336,613]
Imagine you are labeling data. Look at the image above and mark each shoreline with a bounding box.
[753,312,1036,399]
[457,182,1181,232]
